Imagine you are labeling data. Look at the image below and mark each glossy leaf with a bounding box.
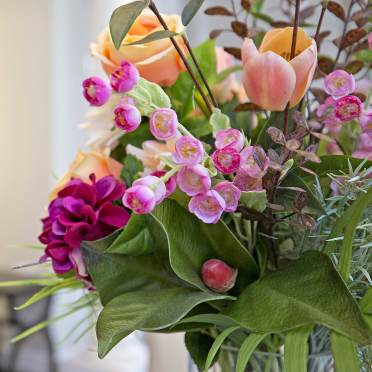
[120,154,144,186]
[225,251,371,344]
[185,332,216,372]
[109,1,150,49]
[235,333,267,372]
[331,332,360,372]
[182,0,204,26]
[96,288,228,358]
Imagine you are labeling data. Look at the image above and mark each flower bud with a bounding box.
[110,61,139,93]
[150,108,178,140]
[215,128,244,152]
[239,146,269,178]
[172,136,204,165]
[82,77,111,106]
[189,191,226,224]
[176,165,211,196]
[334,95,362,122]
[114,104,141,132]
[212,147,240,174]
[213,181,241,212]
[122,185,156,214]
[133,176,166,205]
[151,171,177,197]
[324,70,355,99]
[201,258,238,293]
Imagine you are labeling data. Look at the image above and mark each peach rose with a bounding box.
[242,27,317,111]
[90,10,186,87]
[50,151,123,199]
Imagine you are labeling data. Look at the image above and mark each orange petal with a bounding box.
[289,39,317,107]
[242,49,296,111]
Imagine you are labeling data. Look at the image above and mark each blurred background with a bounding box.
[0,0,345,371]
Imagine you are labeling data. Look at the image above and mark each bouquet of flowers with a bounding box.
[2,0,372,371]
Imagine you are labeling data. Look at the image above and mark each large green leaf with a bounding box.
[96,288,228,358]
[235,333,267,372]
[151,200,258,293]
[324,188,372,281]
[185,332,216,372]
[331,332,360,372]
[109,1,150,49]
[224,251,371,344]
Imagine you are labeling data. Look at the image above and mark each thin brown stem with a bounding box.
[149,1,213,114]
[283,105,290,136]
[182,35,219,108]
[314,2,327,50]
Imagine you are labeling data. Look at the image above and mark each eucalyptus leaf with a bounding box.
[239,190,267,212]
[182,0,204,26]
[109,1,150,50]
[210,108,231,137]
[224,251,371,344]
[125,30,178,45]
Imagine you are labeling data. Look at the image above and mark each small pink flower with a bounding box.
[233,172,263,191]
[353,133,372,160]
[82,77,111,106]
[151,171,176,197]
[334,95,362,122]
[324,70,355,99]
[360,110,372,135]
[369,32,372,50]
[189,190,226,224]
[114,103,141,132]
[215,128,244,152]
[212,147,240,174]
[176,165,211,196]
[122,185,156,214]
[119,96,136,106]
[172,136,204,165]
[133,176,166,205]
[317,96,341,128]
[213,181,241,212]
[110,61,139,93]
[150,108,179,140]
[239,146,269,178]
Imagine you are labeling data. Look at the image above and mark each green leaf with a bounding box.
[204,326,240,371]
[96,288,229,358]
[125,30,178,45]
[109,1,150,50]
[360,287,372,314]
[177,313,238,329]
[235,333,267,372]
[331,332,360,372]
[151,200,258,293]
[120,154,144,186]
[324,188,372,281]
[337,120,361,156]
[284,326,312,372]
[224,251,371,344]
[182,0,204,25]
[0,278,61,287]
[240,190,267,212]
[210,108,231,136]
[185,332,216,372]
[255,112,283,149]
[106,214,153,256]
[355,50,372,63]
[118,121,152,149]
[215,65,242,83]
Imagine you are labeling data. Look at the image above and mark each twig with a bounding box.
[314,1,328,50]
[149,1,213,114]
[182,35,219,108]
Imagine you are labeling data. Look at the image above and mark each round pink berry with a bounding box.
[189,190,226,224]
[114,104,141,132]
[82,77,111,106]
[215,128,244,152]
[324,70,355,99]
[150,108,178,140]
[201,258,237,293]
[133,176,166,205]
[110,61,139,93]
[212,147,240,174]
[213,181,241,212]
[176,165,211,196]
[239,146,269,178]
[122,185,156,214]
[151,171,177,197]
[172,136,204,165]
[334,95,362,122]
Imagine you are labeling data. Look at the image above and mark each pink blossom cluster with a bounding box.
[318,70,371,159]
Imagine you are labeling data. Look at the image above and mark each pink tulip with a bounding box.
[242,27,317,111]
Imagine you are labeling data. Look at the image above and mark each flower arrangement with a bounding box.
[2,0,372,371]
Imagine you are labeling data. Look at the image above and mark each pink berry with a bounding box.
[201,259,238,293]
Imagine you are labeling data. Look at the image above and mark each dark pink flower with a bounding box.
[212,147,240,174]
[114,103,141,132]
[82,77,111,106]
[39,175,129,279]
[334,95,362,122]
[110,61,139,93]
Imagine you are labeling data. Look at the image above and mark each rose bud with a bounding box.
[114,103,141,132]
[212,147,241,174]
[189,190,226,224]
[334,95,362,122]
[176,164,211,196]
[324,70,355,99]
[215,128,244,152]
[172,136,204,165]
[201,258,238,293]
[213,181,241,212]
[133,176,166,205]
[110,61,139,93]
[150,108,179,140]
[122,185,156,214]
[82,76,111,106]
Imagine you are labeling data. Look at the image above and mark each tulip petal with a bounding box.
[289,39,317,107]
[242,38,259,65]
[242,48,296,111]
